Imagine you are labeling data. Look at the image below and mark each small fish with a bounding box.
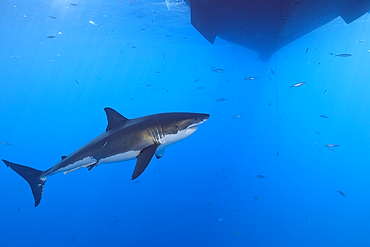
[335,189,346,197]
[48,15,57,19]
[357,40,365,43]
[155,71,161,74]
[75,80,79,85]
[305,47,309,54]
[163,54,166,58]
[89,21,103,27]
[233,231,241,236]
[319,115,329,118]
[47,35,57,38]
[111,219,121,224]
[323,89,327,94]
[188,203,194,207]
[216,98,228,102]
[289,82,306,88]
[268,76,272,81]
[70,3,78,6]
[329,52,334,55]
[253,196,258,202]
[315,131,320,135]
[72,237,75,242]
[232,115,242,119]
[270,68,275,75]
[218,217,223,222]
[17,207,20,212]
[226,183,234,188]
[132,45,136,48]
[1,141,13,146]
[306,215,309,222]
[256,175,266,179]
[335,54,351,57]
[194,79,201,82]
[325,144,339,147]
[211,68,225,73]
[244,77,257,80]
[132,180,140,184]
[11,56,21,59]
[206,202,211,207]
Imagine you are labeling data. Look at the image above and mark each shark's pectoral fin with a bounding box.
[155,148,165,159]
[132,144,158,180]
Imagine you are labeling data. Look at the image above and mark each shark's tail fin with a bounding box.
[2,159,46,207]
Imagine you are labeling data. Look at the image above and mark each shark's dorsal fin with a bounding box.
[104,107,129,131]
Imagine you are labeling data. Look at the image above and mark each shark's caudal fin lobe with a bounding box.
[2,159,46,207]
[132,144,159,180]
[104,107,129,131]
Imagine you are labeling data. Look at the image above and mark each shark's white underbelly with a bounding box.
[99,150,140,164]
[45,150,141,178]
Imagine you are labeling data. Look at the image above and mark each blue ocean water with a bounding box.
[1,1,370,246]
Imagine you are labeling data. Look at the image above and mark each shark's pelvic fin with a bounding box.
[2,159,46,207]
[87,162,99,171]
[132,144,158,180]
[104,107,129,131]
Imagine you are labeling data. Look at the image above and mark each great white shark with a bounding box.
[2,107,209,207]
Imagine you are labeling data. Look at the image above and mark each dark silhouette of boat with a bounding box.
[185,0,370,61]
